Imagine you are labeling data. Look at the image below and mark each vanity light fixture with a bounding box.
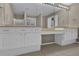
[44,3,71,10]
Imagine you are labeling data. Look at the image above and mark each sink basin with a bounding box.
[55,28,64,30]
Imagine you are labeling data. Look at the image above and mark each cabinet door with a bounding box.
[3,33,24,49]
[64,29,72,40]
[25,33,41,47]
[64,29,78,40]
[71,29,78,40]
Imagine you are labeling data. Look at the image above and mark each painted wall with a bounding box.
[54,9,68,26]
[42,16,48,28]
[53,3,79,27]
[36,15,41,27]
[0,3,14,25]
[69,3,79,26]
[0,4,5,25]
[4,3,14,25]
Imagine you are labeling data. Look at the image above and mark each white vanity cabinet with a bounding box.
[55,28,78,46]
[24,28,41,53]
[0,27,41,55]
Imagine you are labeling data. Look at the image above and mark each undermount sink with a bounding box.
[42,28,64,31]
[55,28,64,31]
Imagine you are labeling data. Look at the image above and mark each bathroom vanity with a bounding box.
[0,26,78,55]
[0,26,41,55]
[55,28,78,46]
[41,27,78,46]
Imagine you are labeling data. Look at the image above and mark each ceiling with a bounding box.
[11,3,61,17]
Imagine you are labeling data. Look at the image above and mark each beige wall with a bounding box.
[14,15,37,19]
[4,3,14,25]
[69,3,79,26]
[0,4,5,25]
[53,3,79,27]
[36,15,41,27]
[36,15,48,28]
[53,9,69,27]
[42,16,48,28]
[0,3,14,25]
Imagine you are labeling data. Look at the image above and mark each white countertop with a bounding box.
[41,28,64,35]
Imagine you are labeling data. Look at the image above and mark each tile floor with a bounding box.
[19,43,79,56]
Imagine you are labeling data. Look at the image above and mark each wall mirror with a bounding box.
[46,3,71,28]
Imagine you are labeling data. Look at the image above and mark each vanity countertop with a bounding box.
[41,28,64,35]
[55,25,79,28]
[0,24,78,28]
[42,28,64,31]
[0,25,38,28]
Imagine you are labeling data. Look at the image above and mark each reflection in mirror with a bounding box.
[47,16,55,28]
[46,3,71,28]
[47,15,58,28]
